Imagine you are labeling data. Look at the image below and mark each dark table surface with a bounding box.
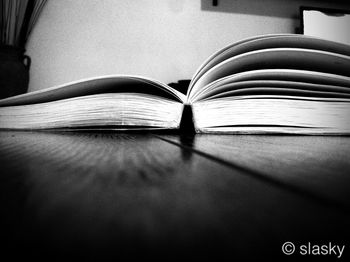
[0,131,349,260]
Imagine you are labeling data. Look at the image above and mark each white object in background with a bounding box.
[303,10,350,46]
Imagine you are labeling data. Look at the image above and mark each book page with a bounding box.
[189,34,350,95]
[189,34,289,92]
[206,87,350,100]
[196,69,350,98]
[193,79,350,101]
[0,75,186,107]
[189,48,350,100]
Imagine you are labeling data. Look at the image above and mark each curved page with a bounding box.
[0,75,186,107]
[189,34,350,94]
[194,80,350,101]
[195,69,350,98]
[189,49,350,101]
[206,87,350,100]
[189,34,290,94]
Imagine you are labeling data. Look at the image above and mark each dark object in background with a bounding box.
[0,45,30,99]
[0,0,47,98]
[168,79,191,95]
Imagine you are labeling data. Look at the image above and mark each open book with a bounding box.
[1,34,350,134]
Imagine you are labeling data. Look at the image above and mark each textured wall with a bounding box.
[26,0,350,92]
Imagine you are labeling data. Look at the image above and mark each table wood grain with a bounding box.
[162,134,350,209]
[0,131,349,260]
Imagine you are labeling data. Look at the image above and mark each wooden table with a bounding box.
[0,131,349,260]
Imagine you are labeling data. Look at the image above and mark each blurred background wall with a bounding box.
[26,0,350,92]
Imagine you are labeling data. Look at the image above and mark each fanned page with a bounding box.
[189,34,350,134]
[191,69,350,102]
[189,48,350,101]
[0,75,186,130]
[189,34,291,91]
[188,33,350,99]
